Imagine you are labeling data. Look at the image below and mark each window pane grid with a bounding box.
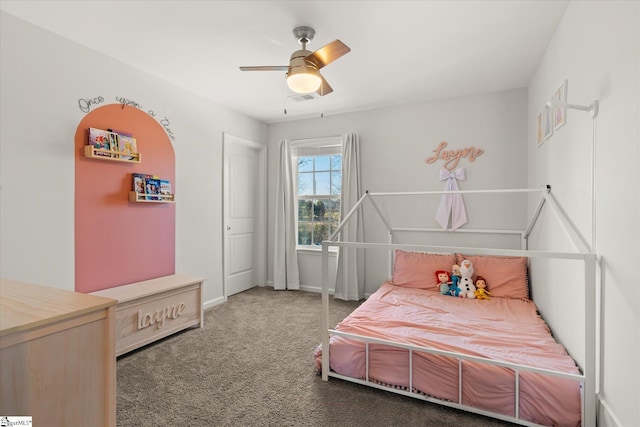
[297,153,341,247]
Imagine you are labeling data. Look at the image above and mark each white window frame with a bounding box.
[291,136,342,251]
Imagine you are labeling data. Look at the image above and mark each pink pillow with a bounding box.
[392,250,457,290]
[456,254,529,299]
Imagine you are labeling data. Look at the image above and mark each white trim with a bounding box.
[222,133,267,298]
[203,296,226,310]
[300,285,335,294]
[291,135,342,147]
[297,247,338,255]
[293,135,343,250]
[291,136,342,156]
[597,395,623,427]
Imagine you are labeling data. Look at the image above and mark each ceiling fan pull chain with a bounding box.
[320,82,324,118]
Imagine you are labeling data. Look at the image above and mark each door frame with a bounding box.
[222,132,267,299]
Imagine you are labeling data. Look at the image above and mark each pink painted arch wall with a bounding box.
[75,104,175,293]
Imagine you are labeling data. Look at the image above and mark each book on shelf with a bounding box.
[159,179,172,200]
[88,128,113,157]
[132,173,151,199]
[118,135,138,160]
[144,177,162,201]
[107,130,120,157]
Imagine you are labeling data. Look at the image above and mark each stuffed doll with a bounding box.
[458,259,476,298]
[435,270,451,295]
[474,276,491,300]
[450,264,461,296]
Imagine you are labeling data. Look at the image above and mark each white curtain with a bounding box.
[273,139,300,290]
[333,133,365,300]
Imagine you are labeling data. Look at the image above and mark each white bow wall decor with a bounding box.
[435,167,468,230]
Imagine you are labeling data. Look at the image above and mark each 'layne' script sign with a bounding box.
[425,141,484,170]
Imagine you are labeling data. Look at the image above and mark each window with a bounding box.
[292,138,342,248]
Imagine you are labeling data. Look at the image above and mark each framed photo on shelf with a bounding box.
[554,79,568,131]
[544,104,554,140]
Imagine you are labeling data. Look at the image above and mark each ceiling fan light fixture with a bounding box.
[240,26,348,98]
[287,65,322,94]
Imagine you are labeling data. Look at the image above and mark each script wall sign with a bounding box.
[78,95,176,141]
[425,141,484,170]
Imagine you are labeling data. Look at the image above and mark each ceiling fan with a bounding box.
[239,26,350,96]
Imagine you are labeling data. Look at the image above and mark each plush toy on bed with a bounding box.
[458,259,476,298]
[474,276,491,300]
[435,270,452,295]
[449,264,461,297]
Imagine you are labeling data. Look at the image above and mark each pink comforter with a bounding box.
[315,282,582,426]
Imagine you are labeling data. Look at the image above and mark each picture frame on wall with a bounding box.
[544,104,554,140]
[536,111,544,146]
[554,79,568,131]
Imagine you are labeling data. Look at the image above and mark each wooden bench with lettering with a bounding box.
[91,274,204,356]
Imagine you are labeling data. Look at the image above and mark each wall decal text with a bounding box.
[78,94,176,141]
[78,96,105,113]
[115,96,144,110]
[425,141,484,170]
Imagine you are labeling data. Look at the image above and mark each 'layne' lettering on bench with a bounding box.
[137,303,186,330]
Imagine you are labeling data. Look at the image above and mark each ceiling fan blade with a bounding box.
[306,39,350,69]
[317,74,333,96]
[239,66,288,71]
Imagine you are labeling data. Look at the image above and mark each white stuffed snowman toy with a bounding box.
[459,259,476,298]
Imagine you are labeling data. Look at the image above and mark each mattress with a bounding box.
[315,282,582,426]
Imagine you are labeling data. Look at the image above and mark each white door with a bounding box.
[223,134,266,297]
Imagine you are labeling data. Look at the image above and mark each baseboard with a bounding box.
[597,395,623,427]
[203,295,226,310]
[299,285,373,299]
[262,281,371,298]
[299,285,335,294]
[265,281,335,294]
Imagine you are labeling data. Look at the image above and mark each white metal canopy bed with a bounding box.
[317,186,596,427]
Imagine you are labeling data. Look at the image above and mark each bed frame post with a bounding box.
[388,231,393,279]
[321,242,330,381]
[583,254,597,427]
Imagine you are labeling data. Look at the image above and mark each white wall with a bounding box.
[4,5,637,425]
[527,2,639,426]
[0,12,267,307]
[267,88,529,295]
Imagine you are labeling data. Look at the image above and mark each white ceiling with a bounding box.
[0,0,569,124]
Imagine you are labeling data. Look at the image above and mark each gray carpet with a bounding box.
[117,286,512,426]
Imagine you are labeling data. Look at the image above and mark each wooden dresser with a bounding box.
[0,279,117,426]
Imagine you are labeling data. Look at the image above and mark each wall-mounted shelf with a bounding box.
[84,145,141,163]
[129,191,175,203]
